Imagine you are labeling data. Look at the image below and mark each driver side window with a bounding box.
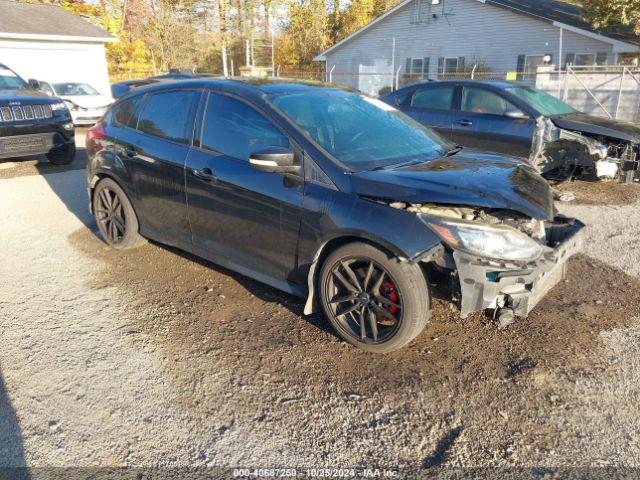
[461,87,517,116]
[201,93,289,161]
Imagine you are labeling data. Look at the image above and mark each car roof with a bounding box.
[403,80,526,90]
[119,77,357,100]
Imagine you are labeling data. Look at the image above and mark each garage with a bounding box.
[0,0,113,96]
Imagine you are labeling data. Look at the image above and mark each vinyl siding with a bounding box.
[324,0,614,89]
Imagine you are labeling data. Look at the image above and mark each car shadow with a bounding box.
[35,146,95,230]
[0,368,30,479]
[150,240,334,336]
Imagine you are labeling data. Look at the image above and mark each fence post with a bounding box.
[563,66,570,102]
[615,67,625,120]
[394,65,402,91]
[567,66,613,119]
[329,64,335,83]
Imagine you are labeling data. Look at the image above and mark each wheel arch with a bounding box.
[88,167,135,215]
[303,233,412,315]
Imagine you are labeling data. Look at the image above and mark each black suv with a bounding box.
[0,63,76,164]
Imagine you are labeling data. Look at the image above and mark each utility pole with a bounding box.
[271,29,275,77]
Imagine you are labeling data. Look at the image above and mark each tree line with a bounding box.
[17,0,639,79]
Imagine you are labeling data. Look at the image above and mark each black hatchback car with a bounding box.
[382,81,640,183]
[86,78,583,352]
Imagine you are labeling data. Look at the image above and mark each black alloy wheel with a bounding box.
[324,257,403,344]
[93,178,146,250]
[95,186,126,244]
[319,242,430,353]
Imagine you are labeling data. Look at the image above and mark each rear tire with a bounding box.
[93,178,146,249]
[46,143,76,165]
[319,242,430,353]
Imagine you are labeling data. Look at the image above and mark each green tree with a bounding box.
[582,0,640,35]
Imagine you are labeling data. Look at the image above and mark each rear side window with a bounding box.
[137,90,199,143]
[411,86,455,110]
[461,87,517,116]
[201,93,288,161]
[112,96,143,128]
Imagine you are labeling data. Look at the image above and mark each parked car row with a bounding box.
[38,80,113,126]
[381,80,640,184]
[110,72,217,100]
[85,78,584,352]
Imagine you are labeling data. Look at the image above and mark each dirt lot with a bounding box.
[1,142,640,476]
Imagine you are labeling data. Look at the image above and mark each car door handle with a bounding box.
[193,167,217,182]
[457,119,473,127]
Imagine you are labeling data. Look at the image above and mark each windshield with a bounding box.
[54,82,99,96]
[0,67,27,90]
[269,89,451,171]
[506,86,576,116]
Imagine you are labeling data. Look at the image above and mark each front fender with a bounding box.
[298,183,442,314]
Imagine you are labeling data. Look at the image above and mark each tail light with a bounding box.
[86,117,106,158]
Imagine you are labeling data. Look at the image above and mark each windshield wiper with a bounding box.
[370,159,423,171]
[443,146,463,157]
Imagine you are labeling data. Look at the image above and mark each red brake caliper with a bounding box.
[377,281,399,326]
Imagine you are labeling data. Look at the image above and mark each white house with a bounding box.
[314,0,640,95]
[0,0,114,96]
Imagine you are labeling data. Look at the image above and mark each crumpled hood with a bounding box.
[351,150,554,220]
[552,112,640,143]
[61,95,113,109]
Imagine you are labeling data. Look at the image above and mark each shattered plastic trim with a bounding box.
[451,220,584,318]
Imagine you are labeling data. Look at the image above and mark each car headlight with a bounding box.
[63,100,78,111]
[420,215,545,262]
[50,102,69,112]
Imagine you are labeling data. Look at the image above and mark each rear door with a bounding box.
[127,89,201,244]
[397,84,457,140]
[185,91,304,282]
[451,86,535,157]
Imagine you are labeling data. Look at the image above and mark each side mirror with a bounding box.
[504,109,528,120]
[28,78,41,90]
[249,146,300,174]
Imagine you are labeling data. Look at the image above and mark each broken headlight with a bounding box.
[420,215,545,262]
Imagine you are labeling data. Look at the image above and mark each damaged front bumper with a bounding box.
[452,218,584,318]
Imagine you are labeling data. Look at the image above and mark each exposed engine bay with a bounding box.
[530,117,639,183]
[388,202,584,326]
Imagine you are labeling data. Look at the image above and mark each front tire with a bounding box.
[93,178,146,249]
[46,143,76,165]
[319,242,431,353]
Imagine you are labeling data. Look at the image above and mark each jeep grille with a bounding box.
[0,104,54,122]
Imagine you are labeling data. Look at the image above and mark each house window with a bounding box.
[444,58,458,73]
[405,57,430,79]
[574,53,596,66]
[595,52,610,65]
[524,55,544,73]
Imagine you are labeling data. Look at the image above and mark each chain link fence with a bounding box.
[107,65,640,123]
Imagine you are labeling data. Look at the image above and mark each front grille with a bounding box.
[0,104,54,122]
[11,106,24,120]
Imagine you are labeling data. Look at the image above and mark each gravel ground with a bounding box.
[1,149,640,476]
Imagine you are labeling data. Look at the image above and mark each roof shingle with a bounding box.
[486,0,640,47]
[0,0,112,40]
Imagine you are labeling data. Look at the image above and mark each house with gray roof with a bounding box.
[314,0,640,95]
[0,0,114,95]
